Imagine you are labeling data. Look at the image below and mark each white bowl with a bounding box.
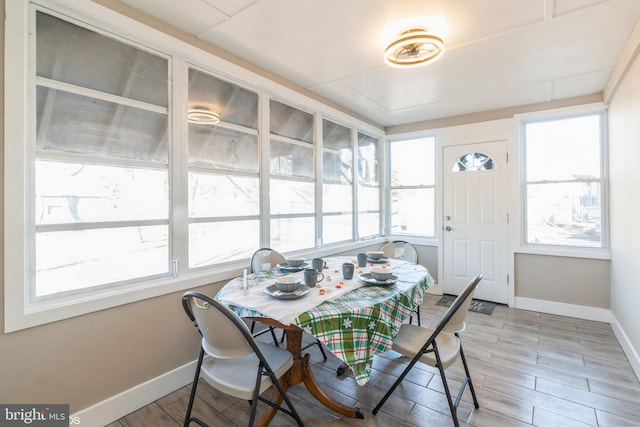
[370,267,392,281]
[367,251,384,260]
[275,276,301,292]
[285,257,305,267]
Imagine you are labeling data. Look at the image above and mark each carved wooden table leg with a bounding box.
[249,319,364,421]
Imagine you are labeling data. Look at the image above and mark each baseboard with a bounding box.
[71,360,196,426]
[610,314,640,382]
[514,297,612,323]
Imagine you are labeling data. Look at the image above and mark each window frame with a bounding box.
[518,107,610,257]
[386,135,437,239]
[4,0,384,332]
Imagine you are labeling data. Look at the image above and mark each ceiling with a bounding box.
[118,0,640,128]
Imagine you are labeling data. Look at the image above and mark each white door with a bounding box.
[442,141,508,303]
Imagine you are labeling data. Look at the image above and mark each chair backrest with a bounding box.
[381,240,419,263]
[182,291,258,359]
[435,274,483,336]
[250,247,285,273]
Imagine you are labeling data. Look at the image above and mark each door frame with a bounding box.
[436,134,515,306]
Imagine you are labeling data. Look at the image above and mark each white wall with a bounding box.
[608,49,640,376]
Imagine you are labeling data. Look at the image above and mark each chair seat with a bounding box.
[200,341,294,401]
[392,324,461,370]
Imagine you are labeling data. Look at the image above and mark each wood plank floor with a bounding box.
[108,294,640,426]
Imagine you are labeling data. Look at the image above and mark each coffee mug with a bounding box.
[311,258,326,272]
[342,262,355,280]
[304,268,325,287]
[356,253,367,267]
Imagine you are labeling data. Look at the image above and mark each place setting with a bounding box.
[276,256,309,272]
[359,267,398,286]
[365,250,390,264]
[264,276,310,299]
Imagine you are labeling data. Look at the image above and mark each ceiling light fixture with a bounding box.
[187,107,220,125]
[384,28,445,68]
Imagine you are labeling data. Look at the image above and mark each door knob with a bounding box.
[445,215,451,221]
[445,226,452,232]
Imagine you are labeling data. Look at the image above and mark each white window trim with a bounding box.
[512,103,611,260]
[385,134,438,239]
[4,0,384,332]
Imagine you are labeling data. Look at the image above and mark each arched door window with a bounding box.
[451,152,494,172]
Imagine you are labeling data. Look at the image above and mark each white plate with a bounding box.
[264,284,310,299]
[359,273,398,286]
[367,257,390,264]
[276,262,309,272]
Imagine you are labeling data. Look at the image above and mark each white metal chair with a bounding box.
[372,274,483,427]
[248,248,285,347]
[182,291,305,427]
[381,240,422,325]
[250,247,286,273]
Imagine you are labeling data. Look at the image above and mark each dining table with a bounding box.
[215,255,433,425]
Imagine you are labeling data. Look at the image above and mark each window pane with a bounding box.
[189,221,259,268]
[36,161,168,224]
[270,139,313,178]
[323,214,353,244]
[323,183,352,212]
[358,132,380,238]
[189,125,258,172]
[524,113,603,248]
[526,182,601,247]
[323,120,351,150]
[526,115,601,182]
[270,217,315,252]
[452,152,494,172]
[358,186,379,212]
[270,100,313,142]
[358,213,380,238]
[357,133,379,185]
[36,225,168,296]
[270,180,314,215]
[36,88,168,163]
[390,137,435,186]
[323,150,353,184]
[189,69,258,129]
[391,188,435,236]
[37,12,168,107]
[189,174,259,218]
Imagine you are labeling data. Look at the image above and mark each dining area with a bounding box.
[107,254,640,427]
[178,247,483,426]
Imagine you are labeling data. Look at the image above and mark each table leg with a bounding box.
[247,319,364,422]
[285,329,363,419]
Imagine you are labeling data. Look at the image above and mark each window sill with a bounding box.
[515,246,611,260]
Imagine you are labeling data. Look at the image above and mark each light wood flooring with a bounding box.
[108,294,640,426]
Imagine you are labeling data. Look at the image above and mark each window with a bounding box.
[5,2,382,331]
[188,68,260,267]
[34,11,170,297]
[269,101,316,252]
[357,132,380,238]
[322,119,353,244]
[388,137,436,237]
[452,152,494,171]
[523,113,605,248]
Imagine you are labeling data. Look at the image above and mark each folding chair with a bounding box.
[182,291,305,427]
[381,240,422,325]
[372,274,483,427]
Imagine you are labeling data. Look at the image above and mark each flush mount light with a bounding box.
[384,28,445,68]
[187,107,220,125]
